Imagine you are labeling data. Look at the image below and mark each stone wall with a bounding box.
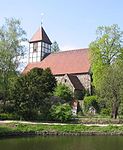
[76,73,91,92]
[55,75,75,92]
[55,73,91,93]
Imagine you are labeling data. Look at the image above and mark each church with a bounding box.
[23,26,91,97]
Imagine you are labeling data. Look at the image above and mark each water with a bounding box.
[0,136,123,150]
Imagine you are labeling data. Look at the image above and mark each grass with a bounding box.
[78,117,123,124]
[1,123,123,136]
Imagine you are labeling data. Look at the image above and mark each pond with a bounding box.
[0,136,123,150]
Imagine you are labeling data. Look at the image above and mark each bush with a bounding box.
[0,113,19,120]
[50,103,72,122]
[54,84,73,102]
[18,109,38,121]
[100,108,110,116]
[84,96,99,113]
[118,103,123,116]
[74,90,85,100]
[1,102,14,113]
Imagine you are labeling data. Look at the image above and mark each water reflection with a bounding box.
[0,136,123,150]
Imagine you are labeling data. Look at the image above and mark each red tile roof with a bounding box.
[30,27,52,44]
[23,48,90,75]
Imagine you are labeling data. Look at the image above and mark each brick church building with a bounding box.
[23,26,91,97]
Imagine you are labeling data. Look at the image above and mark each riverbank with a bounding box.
[1,122,123,137]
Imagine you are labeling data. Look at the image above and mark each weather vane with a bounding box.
[41,13,44,27]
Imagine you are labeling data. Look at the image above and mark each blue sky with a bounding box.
[0,0,123,50]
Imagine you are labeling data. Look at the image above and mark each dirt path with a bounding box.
[0,120,123,126]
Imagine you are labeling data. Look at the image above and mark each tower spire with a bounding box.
[29,19,52,63]
[41,13,44,27]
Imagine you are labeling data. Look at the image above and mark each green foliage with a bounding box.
[0,18,26,71]
[99,63,123,119]
[118,103,123,116]
[54,83,73,102]
[90,24,123,119]
[84,96,99,112]
[90,24,123,90]
[74,90,85,100]
[100,108,111,116]
[19,110,38,121]
[0,113,19,120]
[11,68,57,120]
[51,41,60,53]
[50,103,72,122]
[0,102,14,114]
[0,18,27,109]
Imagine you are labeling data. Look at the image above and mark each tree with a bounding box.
[54,83,73,102]
[99,63,123,119]
[51,41,60,53]
[11,68,57,120]
[90,24,123,119]
[0,18,27,109]
[90,24,123,90]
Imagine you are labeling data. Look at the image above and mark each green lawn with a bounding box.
[0,123,123,136]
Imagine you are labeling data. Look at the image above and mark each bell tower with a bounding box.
[29,26,52,63]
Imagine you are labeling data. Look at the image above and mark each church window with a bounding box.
[42,42,44,47]
[33,42,38,52]
[48,45,50,49]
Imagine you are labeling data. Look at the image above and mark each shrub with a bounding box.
[50,103,72,122]
[0,113,19,120]
[74,90,85,100]
[100,108,110,116]
[18,109,38,121]
[118,103,123,116]
[1,102,14,113]
[54,83,73,102]
[84,96,99,113]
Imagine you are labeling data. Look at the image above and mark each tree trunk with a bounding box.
[111,104,118,119]
[114,107,118,119]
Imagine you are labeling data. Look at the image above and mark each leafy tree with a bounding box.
[90,24,123,90]
[99,63,123,119]
[0,18,27,108]
[51,41,60,53]
[11,68,56,120]
[89,24,123,119]
[84,96,99,113]
[54,83,73,102]
[50,103,72,122]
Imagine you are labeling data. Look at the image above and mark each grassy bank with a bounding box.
[1,123,123,137]
[78,117,123,124]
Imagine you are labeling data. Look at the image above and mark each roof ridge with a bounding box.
[51,48,89,55]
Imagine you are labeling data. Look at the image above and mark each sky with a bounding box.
[0,0,123,51]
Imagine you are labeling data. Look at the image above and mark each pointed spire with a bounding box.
[29,27,52,44]
[41,13,44,27]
